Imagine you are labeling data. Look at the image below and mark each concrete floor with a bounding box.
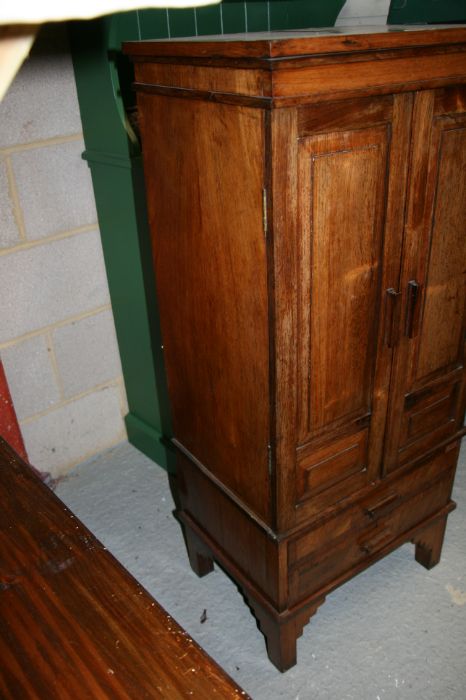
[56,441,466,700]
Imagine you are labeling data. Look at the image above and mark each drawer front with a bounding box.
[289,442,458,566]
[288,445,458,605]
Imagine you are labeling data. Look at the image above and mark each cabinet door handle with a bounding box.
[405,279,421,339]
[385,288,402,348]
[359,527,393,555]
[364,491,400,520]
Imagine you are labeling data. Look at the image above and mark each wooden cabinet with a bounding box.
[124,26,466,671]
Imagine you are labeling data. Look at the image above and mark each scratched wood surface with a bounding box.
[0,438,249,700]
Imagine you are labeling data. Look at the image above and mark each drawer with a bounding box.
[397,378,461,466]
[289,443,458,567]
[288,446,457,605]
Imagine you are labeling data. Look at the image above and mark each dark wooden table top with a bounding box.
[0,438,249,699]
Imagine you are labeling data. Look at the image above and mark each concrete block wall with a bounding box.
[0,26,127,477]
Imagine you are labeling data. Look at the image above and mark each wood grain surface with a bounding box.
[138,94,271,524]
[128,27,466,671]
[124,26,466,60]
[0,438,249,700]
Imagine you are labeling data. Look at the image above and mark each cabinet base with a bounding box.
[178,507,454,672]
[180,514,324,672]
[174,446,456,671]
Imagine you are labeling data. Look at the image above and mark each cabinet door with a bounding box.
[384,87,466,473]
[292,94,412,518]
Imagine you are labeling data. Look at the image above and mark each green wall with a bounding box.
[388,0,466,24]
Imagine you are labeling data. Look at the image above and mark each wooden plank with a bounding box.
[128,29,466,108]
[0,438,249,700]
[123,26,466,60]
[134,62,270,97]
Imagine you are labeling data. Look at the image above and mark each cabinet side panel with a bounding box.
[138,95,271,523]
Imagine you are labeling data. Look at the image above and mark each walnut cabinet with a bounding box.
[125,26,466,671]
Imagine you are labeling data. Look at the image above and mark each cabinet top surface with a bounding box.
[124,24,466,60]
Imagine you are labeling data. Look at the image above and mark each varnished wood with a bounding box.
[126,27,466,107]
[244,595,324,672]
[298,124,388,436]
[384,85,466,473]
[269,106,300,533]
[176,451,281,606]
[138,94,271,524]
[413,516,449,570]
[128,27,466,671]
[293,92,413,522]
[134,62,270,97]
[0,438,249,699]
[133,82,272,109]
[270,50,466,102]
[291,441,459,566]
[183,525,214,578]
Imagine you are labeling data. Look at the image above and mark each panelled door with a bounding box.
[383,87,466,473]
[293,94,413,518]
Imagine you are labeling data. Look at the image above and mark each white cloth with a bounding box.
[0,0,219,101]
[1,0,219,24]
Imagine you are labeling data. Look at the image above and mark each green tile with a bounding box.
[137,8,169,40]
[107,11,139,46]
[168,9,196,38]
[196,5,222,36]
[246,2,270,32]
[269,0,344,30]
[388,0,466,24]
[221,2,247,34]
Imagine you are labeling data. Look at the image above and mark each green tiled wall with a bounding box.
[388,0,466,24]
[137,1,345,38]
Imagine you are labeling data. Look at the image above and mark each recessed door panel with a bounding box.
[298,127,388,441]
[294,94,413,516]
[310,140,384,431]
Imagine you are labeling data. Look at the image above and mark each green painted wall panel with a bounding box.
[137,9,169,39]
[221,3,247,33]
[269,0,345,29]
[388,0,466,24]
[168,9,197,38]
[245,2,270,31]
[195,5,223,35]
